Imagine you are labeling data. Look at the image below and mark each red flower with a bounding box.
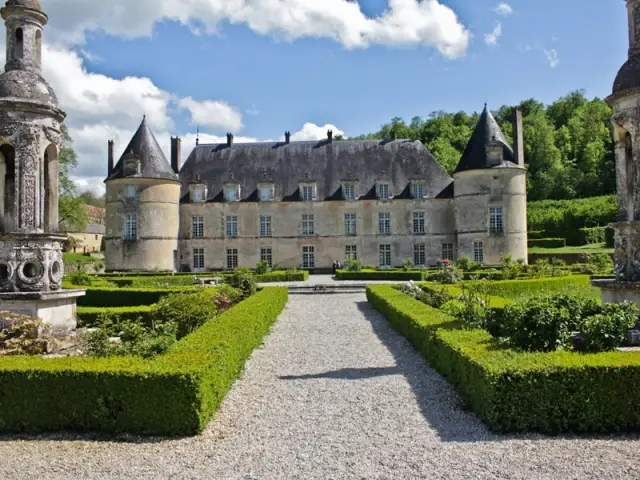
[443,259,451,265]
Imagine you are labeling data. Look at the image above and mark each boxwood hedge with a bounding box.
[367,284,640,433]
[336,269,425,281]
[0,287,288,436]
[76,306,154,328]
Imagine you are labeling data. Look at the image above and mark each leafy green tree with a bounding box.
[58,125,88,232]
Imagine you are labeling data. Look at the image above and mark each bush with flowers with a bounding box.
[431,259,463,284]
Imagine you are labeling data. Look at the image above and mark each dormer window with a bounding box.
[486,138,503,166]
[344,183,357,201]
[300,183,316,202]
[259,184,274,202]
[378,183,390,200]
[192,188,204,203]
[225,184,240,202]
[411,182,425,199]
[124,184,137,198]
[123,151,140,177]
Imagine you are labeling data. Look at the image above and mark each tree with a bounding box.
[58,125,88,232]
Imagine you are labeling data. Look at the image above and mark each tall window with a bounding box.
[260,248,273,268]
[378,183,389,200]
[227,248,238,270]
[193,248,205,271]
[412,182,425,199]
[345,245,357,261]
[192,216,204,238]
[379,244,392,267]
[302,185,314,202]
[124,184,137,198]
[344,184,356,201]
[379,212,391,234]
[226,215,238,237]
[490,207,504,234]
[344,213,357,236]
[414,244,426,266]
[413,212,425,234]
[225,185,238,202]
[260,215,272,237]
[124,213,137,241]
[260,186,273,202]
[302,246,315,269]
[302,214,314,236]
[442,243,454,261]
[473,241,484,264]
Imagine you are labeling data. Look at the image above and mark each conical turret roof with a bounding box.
[107,116,179,182]
[454,105,521,174]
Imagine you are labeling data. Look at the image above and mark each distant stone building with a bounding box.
[64,205,105,253]
[104,106,528,272]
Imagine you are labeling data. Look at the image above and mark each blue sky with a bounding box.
[34,0,629,192]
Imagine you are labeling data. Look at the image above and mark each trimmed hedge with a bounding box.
[527,230,547,240]
[528,238,566,249]
[368,284,640,434]
[580,226,607,245]
[0,287,288,436]
[63,284,202,307]
[473,275,592,300]
[76,306,154,328]
[255,271,309,282]
[336,269,425,281]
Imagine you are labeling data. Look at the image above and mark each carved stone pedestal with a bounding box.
[0,289,86,330]
[592,279,640,308]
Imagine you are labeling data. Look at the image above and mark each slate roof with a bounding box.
[454,105,523,174]
[613,53,640,96]
[106,117,179,182]
[179,139,453,202]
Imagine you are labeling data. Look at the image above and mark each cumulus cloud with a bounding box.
[42,0,471,59]
[493,3,513,16]
[544,49,560,68]
[484,22,502,46]
[289,123,345,141]
[178,97,244,132]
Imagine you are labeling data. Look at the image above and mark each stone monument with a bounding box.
[0,0,83,329]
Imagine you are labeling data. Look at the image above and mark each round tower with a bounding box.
[452,105,528,265]
[104,118,181,272]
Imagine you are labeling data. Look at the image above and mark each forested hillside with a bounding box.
[352,90,615,202]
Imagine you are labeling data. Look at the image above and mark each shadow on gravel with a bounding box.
[280,366,401,380]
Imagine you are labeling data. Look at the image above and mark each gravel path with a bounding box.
[1,293,640,479]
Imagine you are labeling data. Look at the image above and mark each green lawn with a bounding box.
[528,243,613,255]
[63,252,98,264]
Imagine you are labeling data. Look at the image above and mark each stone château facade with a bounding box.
[105,105,528,272]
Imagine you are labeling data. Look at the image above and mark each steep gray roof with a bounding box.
[179,139,453,202]
[454,105,522,173]
[613,54,640,96]
[106,117,179,182]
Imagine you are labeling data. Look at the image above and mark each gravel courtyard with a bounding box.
[1,293,639,479]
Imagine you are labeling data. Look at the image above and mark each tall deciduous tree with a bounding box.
[58,125,88,232]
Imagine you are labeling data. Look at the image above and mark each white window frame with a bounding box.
[302,246,315,269]
[225,185,239,202]
[260,215,272,238]
[378,212,391,235]
[124,184,137,198]
[344,183,357,201]
[473,241,484,264]
[226,248,239,270]
[302,185,315,202]
[442,243,454,261]
[379,244,392,267]
[260,248,273,268]
[413,244,426,266]
[226,215,238,238]
[302,214,314,236]
[192,215,204,238]
[412,182,425,199]
[378,183,390,200]
[344,213,357,236]
[193,248,205,272]
[345,245,358,261]
[259,185,274,202]
[124,213,137,241]
[490,207,504,235]
[413,211,425,234]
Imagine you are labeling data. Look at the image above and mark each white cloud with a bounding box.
[178,97,243,132]
[484,22,502,46]
[42,0,471,59]
[289,123,345,141]
[544,49,560,68]
[493,3,513,16]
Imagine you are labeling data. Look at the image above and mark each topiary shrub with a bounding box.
[151,290,220,339]
[456,257,471,271]
[346,259,363,272]
[580,302,638,353]
[255,261,269,275]
[225,268,257,298]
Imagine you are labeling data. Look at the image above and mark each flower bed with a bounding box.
[367,284,640,434]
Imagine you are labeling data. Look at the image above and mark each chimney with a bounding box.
[285,131,291,144]
[227,132,234,147]
[512,108,525,167]
[327,130,333,143]
[107,140,114,175]
[171,136,182,173]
